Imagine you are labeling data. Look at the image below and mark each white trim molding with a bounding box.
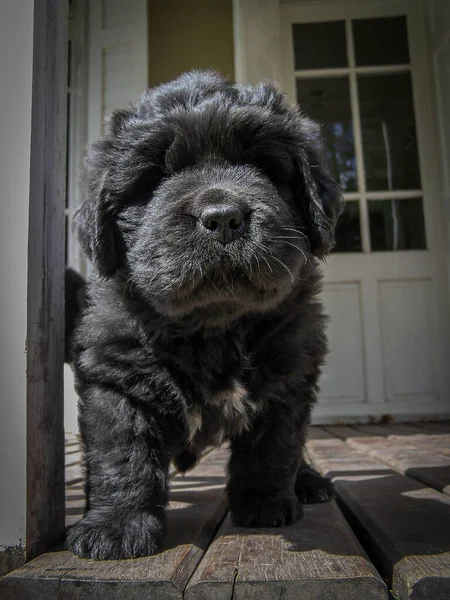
[233,0,282,85]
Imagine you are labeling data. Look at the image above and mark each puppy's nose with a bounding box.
[199,204,244,245]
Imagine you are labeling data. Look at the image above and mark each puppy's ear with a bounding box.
[74,183,118,277]
[294,120,344,258]
[74,108,133,277]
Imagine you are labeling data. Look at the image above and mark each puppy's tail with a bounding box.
[65,267,86,364]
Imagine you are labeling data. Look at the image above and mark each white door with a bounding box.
[280,1,450,423]
[64,0,148,433]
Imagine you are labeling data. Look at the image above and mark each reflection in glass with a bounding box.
[353,17,409,66]
[332,201,362,253]
[358,73,421,191]
[369,198,426,251]
[296,77,357,191]
[292,21,347,70]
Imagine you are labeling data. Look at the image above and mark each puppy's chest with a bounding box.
[174,335,258,444]
[187,378,258,445]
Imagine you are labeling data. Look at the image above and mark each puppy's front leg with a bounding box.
[66,385,170,560]
[227,406,305,528]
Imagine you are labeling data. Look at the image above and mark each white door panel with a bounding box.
[379,279,436,400]
[87,0,148,144]
[320,283,365,403]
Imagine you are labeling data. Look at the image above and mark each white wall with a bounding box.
[0,0,34,551]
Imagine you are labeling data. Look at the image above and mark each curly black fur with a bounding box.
[66,71,344,560]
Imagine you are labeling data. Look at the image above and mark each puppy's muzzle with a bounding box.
[198,203,245,246]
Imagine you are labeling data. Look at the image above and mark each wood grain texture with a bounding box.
[186,503,388,600]
[346,436,450,495]
[383,424,426,436]
[307,426,336,440]
[65,463,83,487]
[323,425,368,440]
[307,438,450,599]
[26,0,68,559]
[0,447,229,600]
[352,424,392,437]
[414,422,450,434]
[0,545,26,579]
[388,434,450,459]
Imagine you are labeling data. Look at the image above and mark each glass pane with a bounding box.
[358,73,421,191]
[353,17,410,66]
[296,77,357,191]
[369,198,426,251]
[333,201,362,253]
[293,21,347,70]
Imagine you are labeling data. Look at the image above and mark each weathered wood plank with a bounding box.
[383,423,426,436]
[306,438,393,479]
[307,438,450,599]
[388,434,450,459]
[65,483,85,528]
[64,439,80,447]
[323,425,368,440]
[65,451,82,466]
[65,463,83,487]
[307,426,336,440]
[414,422,450,434]
[346,436,450,495]
[0,448,229,600]
[352,424,392,437]
[26,0,68,559]
[186,502,388,600]
[0,550,76,600]
[64,445,81,455]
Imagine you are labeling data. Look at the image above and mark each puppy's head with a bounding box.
[75,71,343,320]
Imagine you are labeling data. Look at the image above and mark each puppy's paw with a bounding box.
[66,508,165,560]
[295,464,335,504]
[229,489,303,528]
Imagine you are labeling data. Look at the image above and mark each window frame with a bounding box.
[280,0,439,255]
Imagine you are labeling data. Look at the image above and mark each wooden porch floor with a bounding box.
[1,422,450,599]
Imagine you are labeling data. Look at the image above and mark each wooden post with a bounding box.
[26,0,68,559]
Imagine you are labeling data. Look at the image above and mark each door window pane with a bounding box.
[296,77,357,191]
[358,73,421,191]
[353,17,410,66]
[333,201,362,253]
[369,198,426,251]
[292,21,347,70]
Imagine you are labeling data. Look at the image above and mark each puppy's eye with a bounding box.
[252,158,287,186]
[125,171,163,205]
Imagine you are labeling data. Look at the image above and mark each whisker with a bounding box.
[280,241,308,263]
[260,255,273,273]
[271,256,295,283]
[281,226,307,232]
[281,227,311,248]
[252,241,274,273]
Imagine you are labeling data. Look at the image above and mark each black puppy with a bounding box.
[67,71,344,560]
